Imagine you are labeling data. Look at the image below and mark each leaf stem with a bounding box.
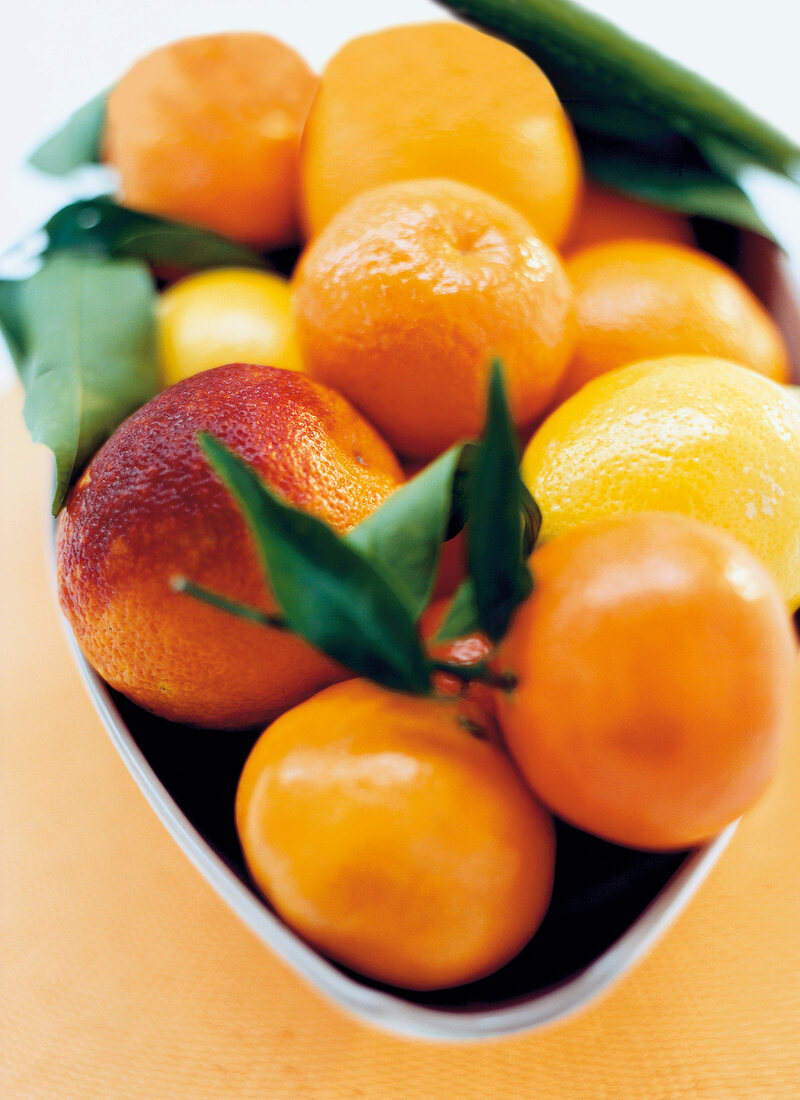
[429,659,517,692]
[170,575,287,630]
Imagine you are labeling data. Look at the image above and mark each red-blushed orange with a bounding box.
[56,364,403,729]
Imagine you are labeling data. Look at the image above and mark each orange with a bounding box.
[157,268,303,387]
[104,33,318,247]
[293,178,575,459]
[299,22,581,246]
[521,355,800,608]
[495,512,797,851]
[56,364,403,729]
[555,238,789,400]
[563,182,694,254]
[235,679,555,990]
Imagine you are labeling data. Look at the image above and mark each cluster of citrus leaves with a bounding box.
[0,198,269,513]
[175,362,539,696]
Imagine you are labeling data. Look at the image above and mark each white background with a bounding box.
[2,0,799,392]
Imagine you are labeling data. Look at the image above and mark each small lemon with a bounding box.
[157,267,303,386]
[522,355,800,608]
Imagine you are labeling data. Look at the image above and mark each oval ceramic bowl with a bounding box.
[53,229,800,1041]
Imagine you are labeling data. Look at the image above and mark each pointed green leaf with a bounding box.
[345,443,474,618]
[29,90,109,175]
[9,254,158,512]
[440,0,800,181]
[432,579,483,644]
[581,133,775,239]
[198,434,432,694]
[467,361,533,641]
[0,280,26,370]
[44,198,266,270]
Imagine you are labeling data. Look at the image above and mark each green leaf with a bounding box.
[520,480,543,557]
[345,443,474,619]
[432,579,482,644]
[198,434,432,694]
[9,254,158,512]
[29,90,108,175]
[580,132,775,239]
[566,102,678,147]
[44,197,266,270]
[467,361,533,641]
[0,280,26,370]
[440,0,800,181]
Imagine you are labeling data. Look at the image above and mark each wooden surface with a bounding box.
[2,386,799,1098]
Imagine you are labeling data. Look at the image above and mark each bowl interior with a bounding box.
[66,222,800,1034]
[115,688,689,1011]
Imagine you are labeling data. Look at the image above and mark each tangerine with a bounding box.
[495,512,797,850]
[104,33,318,247]
[556,238,789,401]
[236,679,555,989]
[293,178,575,459]
[299,22,581,246]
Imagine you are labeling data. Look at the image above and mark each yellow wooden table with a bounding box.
[2,388,799,1099]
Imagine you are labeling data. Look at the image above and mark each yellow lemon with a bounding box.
[157,267,303,386]
[522,355,800,608]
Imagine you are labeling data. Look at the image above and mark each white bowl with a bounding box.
[52,230,799,1040]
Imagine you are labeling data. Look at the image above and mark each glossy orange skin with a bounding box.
[556,239,789,401]
[294,178,575,460]
[300,22,581,247]
[104,34,318,247]
[563,183,694,255]
[236,679,555,990]
[56,364,403,729]
[496,513,797,850]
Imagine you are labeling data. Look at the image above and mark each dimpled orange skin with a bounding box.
[293,178,575,460]
[56,364,403,729]
[235,679,556,990]
[104,33,318,247]
[496,512,797,851]
[556,238,789,401]
[563,183,694,255]
[299,22,581,246]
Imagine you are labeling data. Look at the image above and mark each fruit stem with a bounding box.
[170,575,287,630]
[429,659,517,692]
